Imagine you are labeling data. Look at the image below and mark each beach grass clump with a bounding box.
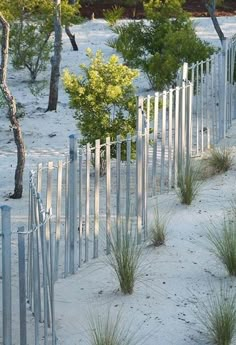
[107,223,142,295]
[208,147,233,174]
[88,309,134,345]
[198,284,236,345]
[149,206,168,247]
[177,165,202,205]
[208,215,236,276]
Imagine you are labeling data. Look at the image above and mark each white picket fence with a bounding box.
[1,35,236,345]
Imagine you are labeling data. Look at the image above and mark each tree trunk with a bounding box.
[47,0,62,111]
[65,0,79,51]
[0,12,25,198]
[205,0,225,45]
[65,25,78,51]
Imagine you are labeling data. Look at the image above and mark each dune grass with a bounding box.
[208,147,233,174]
[88,309,134,345]
[107,223,142,295]
[208,215,236,276]
[177,165,202,205]
[198,284,236,345]
[149,205,169,247]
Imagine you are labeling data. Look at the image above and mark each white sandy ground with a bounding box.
[1,16,236,344]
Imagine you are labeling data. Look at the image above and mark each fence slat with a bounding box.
[85,144,90,262]
[78,148,83,268]
[136,97,143,244]
[116,135,121,243]
[222,39,228,138]
[126,134,131,235]
[174,87,180,187]
[34,194,42,323]
[160,92,167,192]
[94,139,100,258]
[48,209,56,345]
[168,89,173,190]
[46,162,53,245]
[33,220,39,345]
[206,59,210,148]
[200,62,204,151]
[143,126,147,240]
[186,84,193,169]
[55,160,63,280]
[18,227,27,345]
[196,62,199,154]
[146,95,150,198]
[37,163,43,194]
[152,92,159,196]
[106,137,111,254]
[27,179,33,310]
[37,196,48,343]
[64,157,69,277]
[1,205,12,345]
[69,135,78,274]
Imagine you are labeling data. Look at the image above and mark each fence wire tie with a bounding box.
[17,214,55,235]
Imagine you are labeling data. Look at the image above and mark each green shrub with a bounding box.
[107,223,142,295]
[10,23,52,81]
[177,165,202,205]
[1,0,81,81]
[63,49,138,167]
[108,0,215,90]
[208,215,236,276]
[103,6,124,26]
[208,147,233,174]
[198,284,236,345]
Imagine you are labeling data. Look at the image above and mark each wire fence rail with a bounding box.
[1,35,236,345]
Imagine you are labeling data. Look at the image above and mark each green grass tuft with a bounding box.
[208,215,236,276]
[107,223,142,295]
[198,284,236,345]
[88,309,134,345]
[208,147,233,174]
[149,206,168,247]
[177,165,202,205]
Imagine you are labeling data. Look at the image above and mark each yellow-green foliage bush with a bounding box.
[63,49,138,156]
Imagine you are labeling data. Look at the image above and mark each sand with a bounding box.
[1,16,236,344]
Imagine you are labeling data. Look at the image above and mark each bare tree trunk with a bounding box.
[65,25,78,51]
[65,0,78,51]
[205,0,225,45]
[0,12,25,198]
[47,0,62,111]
